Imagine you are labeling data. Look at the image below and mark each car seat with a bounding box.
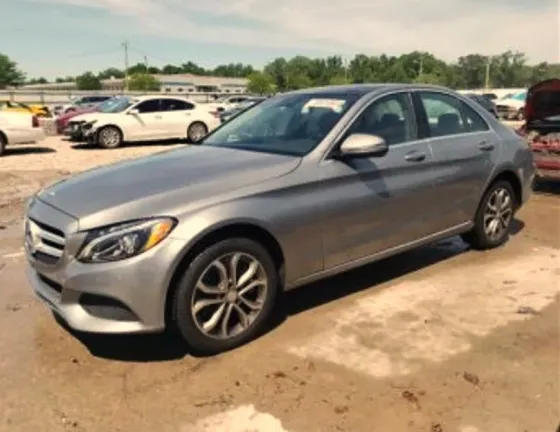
[436,113,462,136]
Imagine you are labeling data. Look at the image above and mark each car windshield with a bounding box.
[98,97,134,113]
[512,91,527,101]
[203,92,360,156]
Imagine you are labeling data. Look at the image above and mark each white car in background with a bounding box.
[72,95,221,148]
[495,90,527,120]
[0,111,45,157]
[207,95,252,113]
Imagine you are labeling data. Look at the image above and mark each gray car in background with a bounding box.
[24,84,535,355]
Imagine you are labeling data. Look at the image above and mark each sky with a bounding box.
[1,0,559,79]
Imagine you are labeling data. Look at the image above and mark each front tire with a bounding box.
[97,126,123,149]
[171,238,279,356]
[187,122,208,144]
[461,180,516,250]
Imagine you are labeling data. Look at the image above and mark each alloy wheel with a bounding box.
[189,123,207,142]
[99,128,120,148]
[190,252,268,340]
[483,187,513,241]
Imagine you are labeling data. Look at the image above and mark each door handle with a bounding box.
[154,115,162,119]
[478,141,494,151]
[404,151,426,162]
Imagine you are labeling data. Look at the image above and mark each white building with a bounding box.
[20,74,248,94]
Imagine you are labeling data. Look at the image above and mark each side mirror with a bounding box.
[338,133,388,158]
[128,108,139,115]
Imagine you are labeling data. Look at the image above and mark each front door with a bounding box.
[125,98,166,141]
[318,91,440,269]
[159,98,196,138]
[413,90,498,230]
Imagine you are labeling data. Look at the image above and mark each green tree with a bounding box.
[97,68,125,80]
[128,73,160,91]
[75,72,102,90]
[247,71,275,94]
[0,53,25,88]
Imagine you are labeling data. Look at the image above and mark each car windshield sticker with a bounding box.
[302,98,346,113]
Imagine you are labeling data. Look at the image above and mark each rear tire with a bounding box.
[0,133,6,157]
[97,126,123,149]
[187,122,208,144]
[171,238,279,356]
[461,180,516,250]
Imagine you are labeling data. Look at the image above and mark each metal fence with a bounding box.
[0,90,253,105]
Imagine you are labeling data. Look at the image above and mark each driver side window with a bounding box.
[135,99,161,113]
[348,93,416,145]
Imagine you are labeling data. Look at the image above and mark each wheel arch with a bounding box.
[486,169,523,208]
[96,123,125,141]
[164,220,286,325]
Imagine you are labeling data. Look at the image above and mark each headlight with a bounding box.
[77,217,176,263]
[82,120,97,130]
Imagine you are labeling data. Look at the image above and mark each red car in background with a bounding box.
[516,78,560,182]
[55,106,99,137]
[55,97,120,140]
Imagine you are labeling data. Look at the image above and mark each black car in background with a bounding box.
[465,93,499,118]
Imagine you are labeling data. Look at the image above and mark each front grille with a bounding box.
[68,120,83,128]
[25,218,66,265]
[38,273,63,298]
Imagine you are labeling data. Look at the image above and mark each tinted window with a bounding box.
[204,92,361,156]
[348,93,415,145]
[135,99,161,113]
[160,99,194,111]
[418,91,489,137]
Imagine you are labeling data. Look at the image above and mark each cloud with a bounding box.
[33,0,560,62]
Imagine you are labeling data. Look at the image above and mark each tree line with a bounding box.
[1,50,558,93]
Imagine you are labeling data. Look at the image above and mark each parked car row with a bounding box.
[23,83,539,355]
[61,95,222,148]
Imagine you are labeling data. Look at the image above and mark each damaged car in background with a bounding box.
[515,78,560,182]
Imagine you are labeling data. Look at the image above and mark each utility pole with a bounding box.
[144,56,148,71]
[418,57,423,77]
[122,41,129,92]
[484,56,491,90]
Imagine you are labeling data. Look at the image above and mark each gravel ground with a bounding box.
[0,135,558,432]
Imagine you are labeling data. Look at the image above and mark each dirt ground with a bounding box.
[0,137,558,432]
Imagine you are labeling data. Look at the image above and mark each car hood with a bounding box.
[37,145,301,230]
[61,107,97,121]
[70,112,122,123]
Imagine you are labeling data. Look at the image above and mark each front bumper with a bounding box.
[63,127,84,141]
[25,198,185,334]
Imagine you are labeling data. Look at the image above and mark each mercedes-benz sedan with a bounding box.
[24,84,535,355]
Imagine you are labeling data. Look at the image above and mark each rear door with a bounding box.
[319,91,440,269]
[412,90,499,230]
[159,98,196,138]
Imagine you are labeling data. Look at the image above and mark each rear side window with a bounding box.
[417,91,489,137]
[160,99,194,111]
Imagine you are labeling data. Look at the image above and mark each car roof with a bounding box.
[285,83,456,98]
[134,94,197,103]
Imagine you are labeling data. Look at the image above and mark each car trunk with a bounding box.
[517,79,560,180]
